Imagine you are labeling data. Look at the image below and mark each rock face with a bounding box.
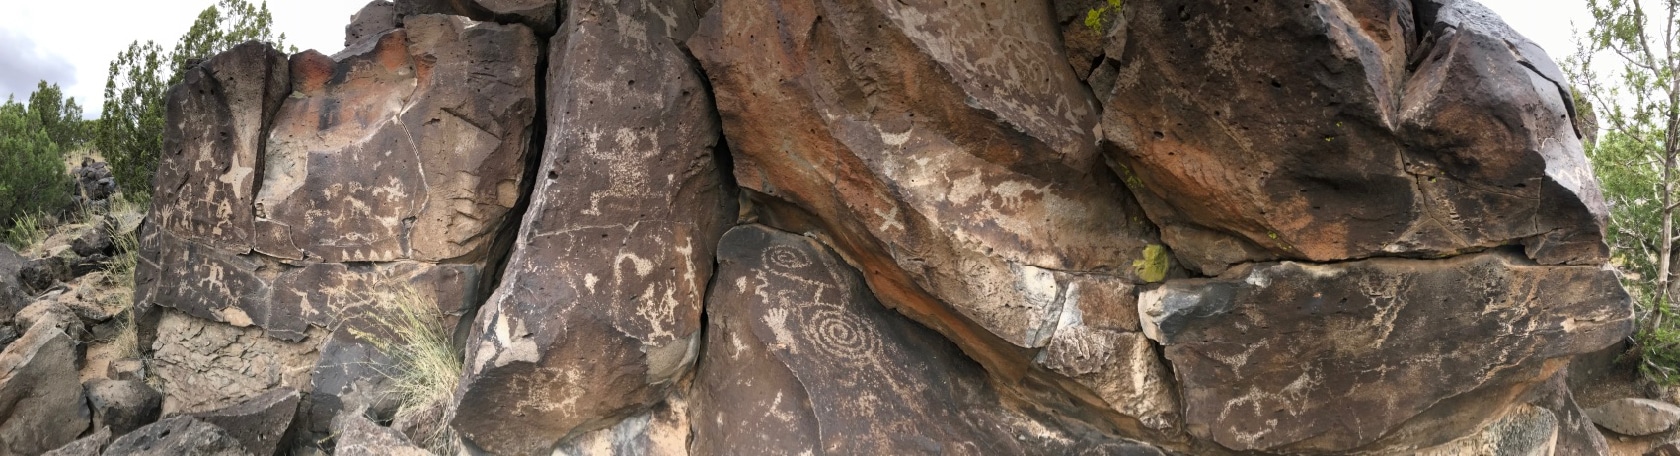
[1140,252,1630,452]
[132,8,538,446]
[452,0,728,453]
[1099,0,1608,274]
[694,225,1164,455]
[118,0,1639,454]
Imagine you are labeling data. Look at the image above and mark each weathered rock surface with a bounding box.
[1141,251,1630,452]
[693,225,1164,455]
[551,397,691,456]
[258,16,535,264]
[149,311,317,416]
[686,0,1176,439]
[190,388,300,456]
[1099,0,1608,274]
[345,0,397,47]
[452,0,727,453]
[104,417,248,456]
[0,321,88,456]
[1413,404,1558,456]
[85,379,162,436]
[118,0,1642,454]
[42,426,111,456]
[333,415,429,456]
[135,11,538,445]
[1588,398,1680,436]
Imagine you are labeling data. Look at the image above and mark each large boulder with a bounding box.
[103,417,248,456]
[190,388,301,456]
[452,0,729,453]
[686,0,1175,437]
[1098,0,1608,274]
[692,225,1164,455]
[0,322,88,456]
[1139,251,1631,452]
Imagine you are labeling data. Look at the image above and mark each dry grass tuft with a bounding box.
[4,211,49,252]
[350,284,462,451]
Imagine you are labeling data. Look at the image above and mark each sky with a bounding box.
[0,0,1592,117]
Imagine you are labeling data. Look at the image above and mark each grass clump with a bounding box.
[3,211,49,252]
[350,284,461,450]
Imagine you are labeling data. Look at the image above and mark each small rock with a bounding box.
[70,226,112,258]
[1648,443,1680,456]
[1586,398,1680,436]
[191,388,301,456]
[16,300,87,340]
[333,414,430,456]
[19,257,68,292]
[108,357,145,381]
[67,253,109,278]
[41,426,112,456]
[86,379,163,436]
[102,417,247,456]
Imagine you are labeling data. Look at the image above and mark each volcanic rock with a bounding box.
[85,379,163,436]
[452,0,727,453]
[103,417,247,456]
[1588,398,1680,436]
[0,323,89,456]
[1140,251,1631,452]
[1099,0,1608,274]
[191,388,300,456]
[693,225,1164,455]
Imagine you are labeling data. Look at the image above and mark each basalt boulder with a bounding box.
[687,0,1173,436]
[1098,0,1609,274]
[1138,251,1631,452]
[693,225,1165,455]
[453,0,728,453]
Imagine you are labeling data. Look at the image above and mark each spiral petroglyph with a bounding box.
[766,245,814,269]
[803,307,881,363]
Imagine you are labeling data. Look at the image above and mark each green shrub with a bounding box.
[0,98,72,237]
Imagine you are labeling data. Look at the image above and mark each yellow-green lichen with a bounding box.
[1133,244,1170,283]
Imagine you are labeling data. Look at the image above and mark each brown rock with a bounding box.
[150,41,289,254]
[1140,251,1631,452]
[551,397,691,456]
[333,414,429,456]
[41,426,111,456]
[149,311,318,416]
[345,1,396,47]
[0,323,88,456]
[1412,405,1558,456]
[191,388,301,456]
[1587,398,1680,436]
[452,0,727,453]
[103,417,248,456]
[1099,0,1608,274]
[687,0,1165,432]
[693,225,1164,455]
[256,16,537,263]
[85,379,162,436]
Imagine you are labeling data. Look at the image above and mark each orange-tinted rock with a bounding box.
[450,1,728,453]
[688,0,1166,427]
[1100,0,1608,274]
[257,17,535,263]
